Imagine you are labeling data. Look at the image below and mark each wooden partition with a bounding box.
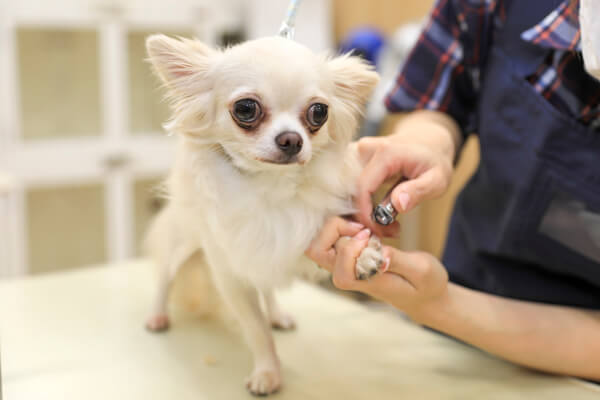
[331,0,435,41]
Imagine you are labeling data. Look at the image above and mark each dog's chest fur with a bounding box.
[170,141,360,289]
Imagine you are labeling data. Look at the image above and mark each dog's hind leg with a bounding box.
[210,268,282,396]
[146,242,197,332]
[263,289,296,331]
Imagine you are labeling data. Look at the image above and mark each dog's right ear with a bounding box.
[146,34,216,92]
[146,34,218,135]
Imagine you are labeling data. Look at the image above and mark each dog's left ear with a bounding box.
[327,54,379,110]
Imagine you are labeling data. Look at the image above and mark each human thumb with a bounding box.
[389,169,446,213]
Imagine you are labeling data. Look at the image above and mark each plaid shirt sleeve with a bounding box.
[385,0,499,135]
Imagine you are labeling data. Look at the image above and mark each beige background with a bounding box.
[331,0,435,39]
[18,28,101,140]
[26,183,107,274]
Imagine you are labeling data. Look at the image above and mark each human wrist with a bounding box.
[405,282,455,327]
[391,110,461,164]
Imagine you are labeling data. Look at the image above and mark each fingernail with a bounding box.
[349,221,364,230]
[397,192,410,212]
[354,228,370,240]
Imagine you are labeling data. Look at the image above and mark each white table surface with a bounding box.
[1,261,598,400]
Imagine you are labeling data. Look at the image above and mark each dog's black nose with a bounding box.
[275,131,303,156]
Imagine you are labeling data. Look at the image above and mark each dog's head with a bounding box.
[147,35,378,171]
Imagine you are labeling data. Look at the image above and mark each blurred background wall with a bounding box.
[0,0,479,277]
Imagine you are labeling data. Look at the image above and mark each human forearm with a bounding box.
[390,110,463,164]
[412,283,600,380]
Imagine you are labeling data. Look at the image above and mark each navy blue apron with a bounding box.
[443,0,600,309]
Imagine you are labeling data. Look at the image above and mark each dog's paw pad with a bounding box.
[355,236,384,280]
[145,314,170,332]
[270,312,296,331]
[245,368,281,396]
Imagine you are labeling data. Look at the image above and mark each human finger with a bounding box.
[384,247,440,290]
[355,152,405,235]
[389,168,449,213]
[305,217,364,270]
[330,232,371,290]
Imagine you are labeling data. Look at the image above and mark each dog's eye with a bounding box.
[306,103,328,129]
[232,99,262,124]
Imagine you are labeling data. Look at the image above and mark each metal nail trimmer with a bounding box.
[372,178,406,225]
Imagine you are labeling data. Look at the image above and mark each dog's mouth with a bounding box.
[255,155,306,165]
[215,144,307,172]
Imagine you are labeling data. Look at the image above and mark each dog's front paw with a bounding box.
[270,311,296,331]
[355,236,385,280]
[145,313,170,332]
[245,367,281,396]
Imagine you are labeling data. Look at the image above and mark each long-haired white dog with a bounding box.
[144,34,383,395]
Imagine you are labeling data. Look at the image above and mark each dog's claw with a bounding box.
[145,314,170,332]
[245,368,281,396]
[270,313,296,331]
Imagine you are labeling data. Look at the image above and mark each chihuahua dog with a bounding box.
[144,34,383,395]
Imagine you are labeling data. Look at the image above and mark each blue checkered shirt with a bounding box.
[385,0,600,133]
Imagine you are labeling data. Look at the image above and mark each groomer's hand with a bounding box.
[356,110,461,237]
[306,216,449,317]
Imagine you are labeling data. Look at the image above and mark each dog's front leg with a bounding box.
[263,289,296,331]
[355,235,386,280]
[211,269,281,396]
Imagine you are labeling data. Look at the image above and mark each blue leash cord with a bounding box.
[278,0,303,39]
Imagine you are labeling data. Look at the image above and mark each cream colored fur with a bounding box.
[144,34,380,395]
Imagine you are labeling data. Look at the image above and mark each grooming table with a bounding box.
[1,261,598,399]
